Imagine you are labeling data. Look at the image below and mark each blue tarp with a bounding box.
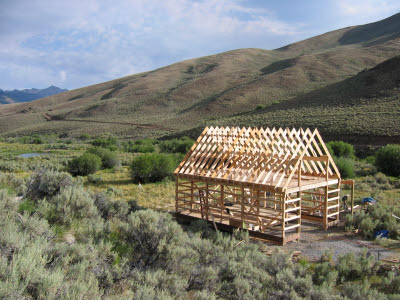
[362,197,376,204]
[374,230,389,238]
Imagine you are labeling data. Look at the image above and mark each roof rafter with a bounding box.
[174,127,340,190]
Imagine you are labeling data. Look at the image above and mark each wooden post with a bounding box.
[241,186,245,228]
[297,163,302,239]
[337,179,341,222]
[220,184,224,222]
[282,192,286,240]
[323,185,328,230]
[298,162,302,187]
[205,182,209,221]
[175,177,179,213]
[325,157,329,181]
[351,181,355,216]
[190,181,194,209]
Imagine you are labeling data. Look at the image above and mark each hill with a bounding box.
[214,55,400,146]
[0,13,400,144]
[0,86,68,104]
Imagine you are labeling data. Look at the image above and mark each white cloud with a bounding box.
[337,0,400,21]
[59,71,67,82]
[9,0,395,90]
[0,0,303,90]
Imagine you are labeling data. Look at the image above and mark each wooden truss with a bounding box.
[174,127,344,244]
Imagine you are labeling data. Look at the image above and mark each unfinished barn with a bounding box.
[174,127,343,244]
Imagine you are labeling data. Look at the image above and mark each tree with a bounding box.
[87,147,119,169]
[326,141,355,158]
[130,153,175,183]
[68,153,102,176]
[375,144,400,177]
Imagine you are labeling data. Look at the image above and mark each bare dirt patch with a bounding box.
[262,214,400,262]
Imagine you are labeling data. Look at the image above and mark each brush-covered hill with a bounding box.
[215,55,400,146]
[0,13,400,143]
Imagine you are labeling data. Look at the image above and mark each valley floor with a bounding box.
[1,140,399,262]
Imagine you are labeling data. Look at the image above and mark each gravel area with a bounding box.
[263,219,400,262]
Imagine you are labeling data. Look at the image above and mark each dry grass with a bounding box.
[0,141,45,156]
[84,167,176,211]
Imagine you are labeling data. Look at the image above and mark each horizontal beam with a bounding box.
[286,179,340,193]
[341,179,355,185]
[285,206,301,213]
[295,155,329,162]
[284,224,301,231]
[174,212,297,245]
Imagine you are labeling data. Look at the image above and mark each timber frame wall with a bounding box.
[174,127,342,245]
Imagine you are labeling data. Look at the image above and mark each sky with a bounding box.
[1,0,399,91]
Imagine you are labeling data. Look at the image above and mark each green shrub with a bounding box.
[0,172,26,195]
[354,161,377,176]
[357,172,392,190]
[334,156,355,179]
[341,279,386,299]
[0,189,18,212]
[375,144,400,177]
[130,153,176,183]
[87,147,120,169]
[44,186,99,226]
[0,160,21,173]
[87,174,102,184]
[106,186,122,196]
[312,262,338,286]
[92,193,141,221]
[345,203,400,239]
[18,199,36,214]
[358,216,379,239]
[93,193,126,220]
[326,141,355,158]
[336,250,380,283]
[118,210,187,268]
[383,271,400,294]
[365,155,376,165]
[91,136,119,151]
[159,137,194,154]
[26,169,74,200]
[68,153,102,176]
[2,163,400,298]
[123,139,155,153]
[78,133,90,140]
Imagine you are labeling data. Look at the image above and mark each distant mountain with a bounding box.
[0,86,68,104]
[0,13,400,145]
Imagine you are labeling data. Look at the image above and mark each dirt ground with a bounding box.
[262,211,400,263]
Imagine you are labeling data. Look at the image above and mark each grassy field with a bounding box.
[1,141,399,210]
[0,141,177,210]
[84,167,176,211]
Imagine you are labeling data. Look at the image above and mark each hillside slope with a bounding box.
[0,13,400,143]
[216,55,400,145]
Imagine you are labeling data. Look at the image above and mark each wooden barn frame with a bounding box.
[174,127,343,245]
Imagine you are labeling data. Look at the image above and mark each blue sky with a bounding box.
[1,0,399,90]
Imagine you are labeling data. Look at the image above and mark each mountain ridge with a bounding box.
[0,86,68,104]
